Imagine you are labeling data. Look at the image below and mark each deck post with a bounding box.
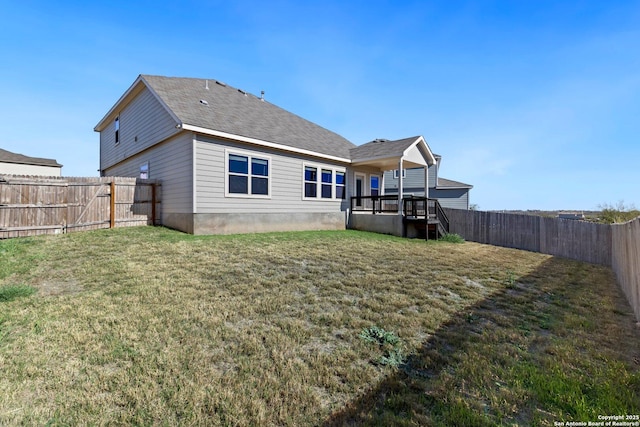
[424,166,429,240]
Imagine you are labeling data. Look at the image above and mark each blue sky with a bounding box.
[1,0,638,210]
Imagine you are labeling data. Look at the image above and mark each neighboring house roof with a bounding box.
[350,136,437,169]
[437,177,473,189]
[96,75,356,161]
[0,148,62,167]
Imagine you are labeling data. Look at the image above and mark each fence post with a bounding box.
[110,180,116,229]
[151,183,156,226]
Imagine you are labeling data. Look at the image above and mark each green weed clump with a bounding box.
[598,201,640,224]
[360,326,405,367]
[439,233,465,243]
[0,284,36,302]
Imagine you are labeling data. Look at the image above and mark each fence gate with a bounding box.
[0,175,160,239]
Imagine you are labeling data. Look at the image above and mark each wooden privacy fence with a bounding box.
[0,175,161,239]
[612,217,640,322]
[444,208,640,321]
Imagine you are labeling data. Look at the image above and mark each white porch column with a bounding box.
[424,165,429,198]
[398,158,404,214]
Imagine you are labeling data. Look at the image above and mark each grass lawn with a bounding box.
[0,227,638,426]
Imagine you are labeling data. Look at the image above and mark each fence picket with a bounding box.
[445,208,640,321]
[0,175,161,239]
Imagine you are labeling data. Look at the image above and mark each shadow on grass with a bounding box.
[324,257,640,426]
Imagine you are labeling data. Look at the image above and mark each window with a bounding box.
[321,169,333,198]
[371,175,380,196]
[226,151,270,197]
[304,166,317,198]
[251,157,269,195]
[303,164,346,200]
[115,116,120,144]
[140,162,149,179]
[336,171,345,199]
[393,169,406,179]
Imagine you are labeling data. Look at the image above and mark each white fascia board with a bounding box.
[350,155,399,165]
[182,124,351,164]
[435,185,473,189]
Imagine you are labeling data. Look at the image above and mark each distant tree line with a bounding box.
[597,201,640,224]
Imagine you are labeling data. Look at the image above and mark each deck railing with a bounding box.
[402,196,450,233]
[350,195,399,213]
[350,195,449,229]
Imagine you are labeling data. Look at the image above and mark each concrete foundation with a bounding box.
[162,213,195,234]
[187,212,346,235]
[348,212,403,237]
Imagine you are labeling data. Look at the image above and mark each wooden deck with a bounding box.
[350,195,449,239]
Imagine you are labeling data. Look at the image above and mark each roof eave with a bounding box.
[182,124,352,164]
[0,160,62,168]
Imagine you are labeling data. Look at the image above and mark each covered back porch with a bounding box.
[347,136,449,239]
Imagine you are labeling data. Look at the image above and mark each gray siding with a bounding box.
[100,87,180,171]
[430,188,469,210]
[384,166,469,209]
[194,136,351,214]
[383,166,436,193]
[104,132,193,214]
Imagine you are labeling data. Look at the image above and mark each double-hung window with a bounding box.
[335,171,345,199]
[304,166,317,198]
[321,169,333,198]
[303,164,346,200]
[226,151,270,197]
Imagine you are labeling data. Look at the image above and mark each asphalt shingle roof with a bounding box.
[349,136,421,160]
[0,148,61,167]
[141,75,356,160]
[437,177,473,188]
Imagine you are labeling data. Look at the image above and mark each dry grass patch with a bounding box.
[0,227,638,426]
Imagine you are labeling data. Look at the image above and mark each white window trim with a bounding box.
[302,162,346,201]
[224,149,272,199]
[393,169,406,179]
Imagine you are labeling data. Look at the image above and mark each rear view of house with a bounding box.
[95,74,468,236]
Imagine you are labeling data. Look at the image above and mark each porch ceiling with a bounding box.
[351,156,426,170]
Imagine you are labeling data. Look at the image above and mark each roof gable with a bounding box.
[350,136,437,169]
[139,75,356,160]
